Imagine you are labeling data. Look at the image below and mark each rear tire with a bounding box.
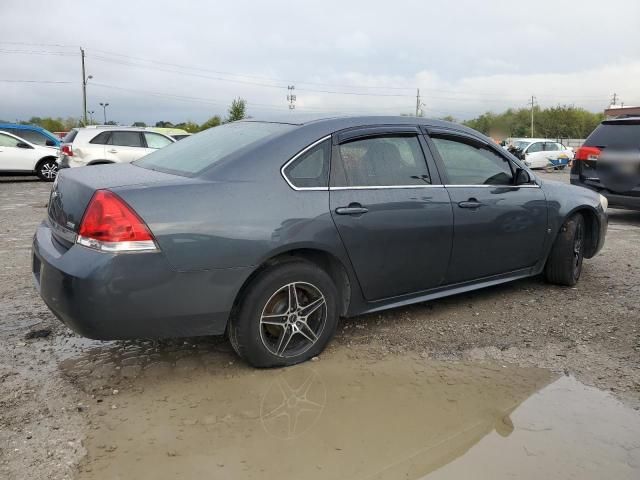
[544,213,585,286]
[228,261,339,368]
[36,158,58,182]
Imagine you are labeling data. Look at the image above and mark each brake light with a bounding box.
[61,144,73,157]
[574,146,601,161]
[76,190,157,252]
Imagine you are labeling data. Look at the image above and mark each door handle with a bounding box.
[335,203,369,215]
[458,199,483,209]
[108,149,118,153]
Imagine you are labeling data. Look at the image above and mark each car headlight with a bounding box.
[599,194,608,211]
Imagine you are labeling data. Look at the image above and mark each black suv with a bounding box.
[571,117,640,210]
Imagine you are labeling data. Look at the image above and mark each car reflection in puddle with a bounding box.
[59,341,639,480]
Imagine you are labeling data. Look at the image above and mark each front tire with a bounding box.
[36,158,58,181]
[544,213,585,286]
[229,261,340,368]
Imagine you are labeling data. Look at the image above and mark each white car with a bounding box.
[510,139,574,170]
[0,130,59,181]
[59,127,175,169]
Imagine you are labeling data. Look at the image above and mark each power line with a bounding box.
[0,79,74,84]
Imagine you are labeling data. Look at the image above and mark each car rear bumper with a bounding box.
[571,176,640,210]
[32,220,252,340]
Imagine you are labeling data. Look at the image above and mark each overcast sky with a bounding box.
[1,0,639,124]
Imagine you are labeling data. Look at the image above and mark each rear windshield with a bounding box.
[62,129,78,143]
[136,122,295,176]
[584,122,640,149]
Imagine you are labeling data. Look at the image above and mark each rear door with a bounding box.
[425,130,547,284]
[105,131,146,163]
[329,126,453,301]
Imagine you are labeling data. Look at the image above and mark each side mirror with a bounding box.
[16,142,32,149]
[45,140,56,147]
[515,167,532,185]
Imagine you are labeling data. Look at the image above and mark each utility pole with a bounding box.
[528,95,537,137]
[81,48,87,126]
[415,88,420,117]
[611,92,618,106]
[287,85,296,110]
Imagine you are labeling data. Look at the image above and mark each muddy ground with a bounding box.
[1,170,639,479]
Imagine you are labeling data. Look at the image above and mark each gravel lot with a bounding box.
[1,170,639,479]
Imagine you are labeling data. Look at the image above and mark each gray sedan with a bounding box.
[32,116,607,367]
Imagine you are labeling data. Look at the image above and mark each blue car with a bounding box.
[0,123,61,148]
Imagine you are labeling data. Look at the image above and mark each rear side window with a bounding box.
[62,129,78,143]
[544,142,559,151]
[137,122,295,176]
[90,132,111,144]
[527,142,544,153]
[584,122,640,149]
[431,136,513,185]
[109,131,143,147]
[335,135,430,187]
[144,132,173,149]
[283,139,330,188]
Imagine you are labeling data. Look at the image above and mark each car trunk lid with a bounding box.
[48,163,186,248]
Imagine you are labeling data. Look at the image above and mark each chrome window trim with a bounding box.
[443,184,541,188]
[280,135,332,191]
[330,185,442,190]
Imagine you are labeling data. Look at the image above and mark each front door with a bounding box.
[426,132,548,284]
[329,127,453,301]
[0,133,36,171]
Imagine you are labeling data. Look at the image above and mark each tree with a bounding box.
[132,121,147,127]
[155,121,174,128]
[199,115,222,131]
[174,121,201,133]
[226,97,247,123]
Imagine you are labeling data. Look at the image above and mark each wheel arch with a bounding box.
[562,205,601,259]
[230,248,352,322]
[86,159,115,166]
[35,155,57,170]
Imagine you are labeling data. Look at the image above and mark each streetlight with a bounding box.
[82,73,93,126]
[88,110,95,125]
[99,102,110,124]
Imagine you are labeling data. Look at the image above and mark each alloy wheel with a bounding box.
[259,282,327,358]
[40,161,58,180]
[573,220,584,277]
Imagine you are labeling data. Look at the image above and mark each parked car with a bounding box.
[571,117,640,210]
[33,116,607,367]
[147,127,192,141]
[508,138,573,169]
[58,127,174,168]
[0,122,61,148]
[0,130,59,180]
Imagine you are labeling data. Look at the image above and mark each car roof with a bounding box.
[602,117,640,125]
[0,122,48,131]
[511,138,559,143]
[237,114,487,137]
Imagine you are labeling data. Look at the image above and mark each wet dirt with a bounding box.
[1,171,640,479]
[58,344,640,480]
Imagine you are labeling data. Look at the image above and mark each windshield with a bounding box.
[136,122,295,176]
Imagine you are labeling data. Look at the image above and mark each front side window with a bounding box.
[431,136,513,185]
[0,133,20,148]
[283,139,330,188]
[544,142,559,151]
[144,132,173,149]
[17,130,48,146]
[335,135,430,187]
[109,131,143,147]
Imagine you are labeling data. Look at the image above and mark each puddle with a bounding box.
[59,343,640,479]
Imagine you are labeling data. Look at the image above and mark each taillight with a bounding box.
[76,190,157,252]
[61,144,73,157]
[574,146,601,161]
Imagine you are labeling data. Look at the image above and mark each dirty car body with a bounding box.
[32,116,607,366]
